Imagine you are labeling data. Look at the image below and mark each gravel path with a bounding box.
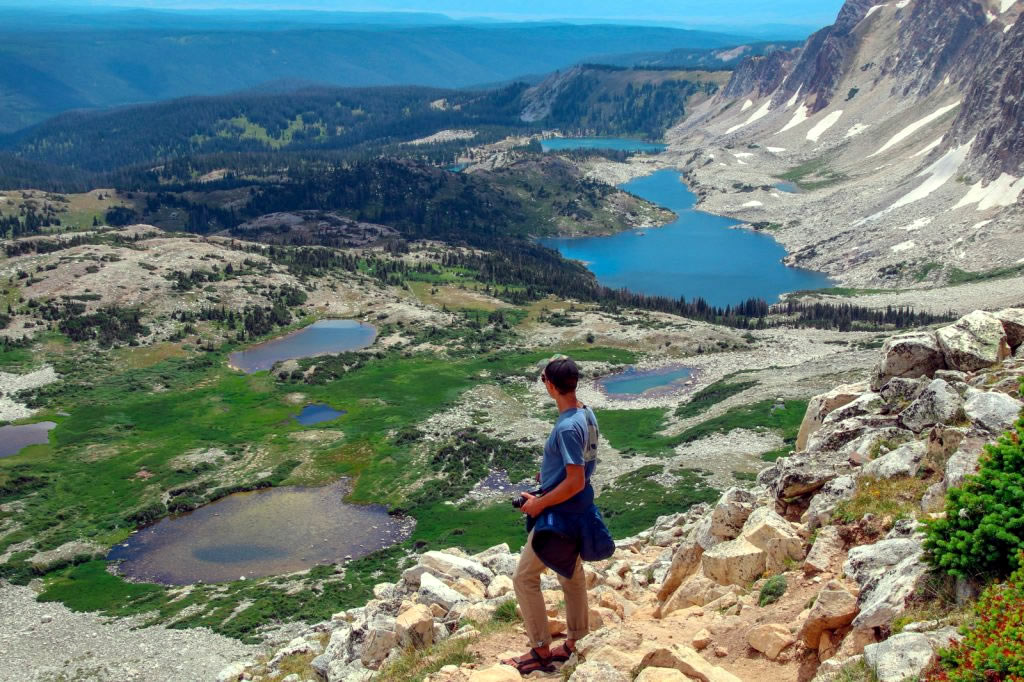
[0,581,261,682]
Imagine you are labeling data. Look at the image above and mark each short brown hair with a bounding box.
[543,356,579,394]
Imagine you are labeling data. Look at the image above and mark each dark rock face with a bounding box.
[721,48,800,100]
[769,0,876,113]
[878,0,989,99]
[947,15,1024,176]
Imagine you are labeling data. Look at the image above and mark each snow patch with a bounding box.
[785,86,803,109]
[911,136,944,158]
[942,75,951,87]
[897,217,932,231]
[741,201,764,208]
[741,99,754,112]
[732,152,755,159]
[1001,0,1015,12]
[845,123,870,138]
[865,5,887,19]
[888,138,974,211]
[891,240,916,253]
[971,220,992,230]
[1006,23,1014,33]
[895,0,910,7]
[766,147,787,153]
[726,100,772,134]
[953,173,1024,211]
[707,154,715,160]
[779,105,810,133]
[736,159,748,165]
[869,101,962,157]
[806,110,843,142]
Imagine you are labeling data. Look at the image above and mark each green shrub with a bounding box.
[758,575,787,606]
[926,557,1024,681]
[925,416,1024,580]
[493,599,520,623]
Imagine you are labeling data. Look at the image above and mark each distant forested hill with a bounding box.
[0,17,745,132]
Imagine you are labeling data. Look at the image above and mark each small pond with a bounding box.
[541,137,667,153]
[0,421,56,458]
[774,181,800,193]
[294,404,346,425]
[228,319,376,374]
[108,480,412,585]
[599,366,695,397]
[446,162,470,173]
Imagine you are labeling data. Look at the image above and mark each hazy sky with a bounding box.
[16,1,847,28]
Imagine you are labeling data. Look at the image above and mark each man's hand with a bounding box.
[520,492,545,518]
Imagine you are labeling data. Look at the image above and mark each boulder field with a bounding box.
[220,309,1024,682]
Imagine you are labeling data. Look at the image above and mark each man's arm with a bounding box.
[521,464,584,517]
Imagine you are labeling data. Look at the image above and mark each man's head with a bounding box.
[540,355,579,396]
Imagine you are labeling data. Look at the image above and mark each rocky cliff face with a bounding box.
[721,49,800,100]
[219,309,1024,682]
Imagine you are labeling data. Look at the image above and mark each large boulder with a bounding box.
[474,543,518,577]
[859,441,927,479]
[739,507,805,573]
[705,488,758,546]
[640,644,743,682]
[660,574,733,616]
[747,623,796,660]
[802,475,856,529]
[871,331,946,391]
[657,540,703,602]
[844,428,915,465]
[759,453,850,500]
[568,662,631,682]
[701,537,766,586]
[803,525,845,574]
[963,389,1023,434]
[418,572,468,610]
[899,379,963,433]
[822,392,885,426]
[863,632,936,682]
[797,382,868,451]
[634,669,689,682]
[853,554,928,629]
[395,603,434,648]
[359,624,398,669]
[935,311,1011,372]
[993,308,1024,350]
[944,446,982,490]
[799,580,858,647]
[420,551,494,584]
[843,538,923,585]
[469,665,523,682]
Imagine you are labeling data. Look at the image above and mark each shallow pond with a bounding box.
[540,169,832,306]
[294,404,346,425]
[0,421,56,458]
[107,480,412,585]
[541,137,667,153]
[774,181,800,193]
[446,162,470,172]
[600,366,695,397]
[228,319,376,374]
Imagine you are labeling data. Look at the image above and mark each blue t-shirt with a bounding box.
[540,406,598,491]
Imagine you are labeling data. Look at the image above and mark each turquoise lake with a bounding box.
[541,137,667,153]
[228,319,376,374]
[540,169,832,307]
[294,403,346,425]
[600,366,694,396]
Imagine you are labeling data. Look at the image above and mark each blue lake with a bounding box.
[774,181,800,193]
[229,319,376,374]
[541,137,667,153]
[0,421,56,458]
[294,404,346,425]
[540,169,832,307]
[446,162,470,173]
[600,366,694,396]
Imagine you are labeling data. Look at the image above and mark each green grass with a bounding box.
[675,379,758,418]
[779,157,848,190]
[597,407,677,455]
[758,574,787,606]
[947,263,1024,286]
[596,464,718,537]
[674,399,807,446]
[785,286,896,298]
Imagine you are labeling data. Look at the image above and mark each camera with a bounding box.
[511,489,543,508]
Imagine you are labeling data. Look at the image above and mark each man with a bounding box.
[503,355,599,675]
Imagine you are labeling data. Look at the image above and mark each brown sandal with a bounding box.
[502,648,556,675]
[549,642,574,663]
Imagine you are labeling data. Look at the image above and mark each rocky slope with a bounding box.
[216,308,1023,682]
[665,0,1024,288]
